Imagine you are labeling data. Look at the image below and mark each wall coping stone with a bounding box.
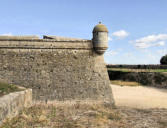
[43,35,89,41]
[0,40,92,49]
[0,35,91,42]
[0,35,39,40]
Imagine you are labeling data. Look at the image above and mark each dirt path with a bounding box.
[111,84,167,109]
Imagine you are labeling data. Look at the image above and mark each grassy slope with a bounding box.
[110,80,141,86]
[0,82,23,97]
[108,68,167,73]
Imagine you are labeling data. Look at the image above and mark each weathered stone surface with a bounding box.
[0,35,39,40]
[0,39,114,105]
[0,88,32,126]
[0,40,91,49]
[43,35,89,41]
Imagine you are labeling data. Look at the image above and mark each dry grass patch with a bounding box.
[1,103,123,128]
[111,80,141,86]
[1,103,167,128]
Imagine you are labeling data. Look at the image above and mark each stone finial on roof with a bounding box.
[93,22,108,33]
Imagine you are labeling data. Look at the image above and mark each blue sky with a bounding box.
[0,0,167,64]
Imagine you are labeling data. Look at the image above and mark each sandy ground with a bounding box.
[111,84,167,109]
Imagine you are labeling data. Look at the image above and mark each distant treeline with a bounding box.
[107,64,167,69]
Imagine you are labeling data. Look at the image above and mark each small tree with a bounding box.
[160,55,167,65]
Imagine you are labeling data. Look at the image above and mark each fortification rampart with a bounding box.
[0,23,114,105]
[0,87,32,125]
[0,36,114,105]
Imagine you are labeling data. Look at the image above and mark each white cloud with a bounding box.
[104,49,122,64]
[112,30,129,39]
[105,50,118,56]
[132,34,167,49]
[1,33,13,36]
[135,42,151,49]
[108,36,112,42]
[157,41,165,46]
[135,34,167,44]
[157,49,167,55]
[134,41,165,49]
[105,48,122,57]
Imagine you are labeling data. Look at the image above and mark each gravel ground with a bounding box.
[119,107,167,128]
[111,84,167,109]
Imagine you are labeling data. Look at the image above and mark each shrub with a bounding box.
[160,55,167,65]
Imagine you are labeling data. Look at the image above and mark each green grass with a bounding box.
[0,82,23,96]
[107,68,167,73]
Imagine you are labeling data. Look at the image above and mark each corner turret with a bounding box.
[92,22,108,54]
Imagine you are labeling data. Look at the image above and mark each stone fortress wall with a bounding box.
[0,23,115,105]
